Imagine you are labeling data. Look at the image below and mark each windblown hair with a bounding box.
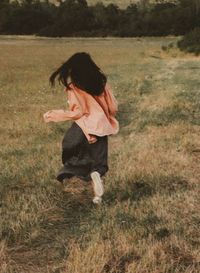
[50,52,107,96]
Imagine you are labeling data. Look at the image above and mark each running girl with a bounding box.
[43,52,119,204]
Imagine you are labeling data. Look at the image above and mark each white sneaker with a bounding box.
[93,196,102,204]
[91,171,104,197]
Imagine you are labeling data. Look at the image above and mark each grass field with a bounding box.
[50,0,134,8]
[0,36,200,273]
[51,0,173,8]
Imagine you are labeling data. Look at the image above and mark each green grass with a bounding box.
[0,36,200,273]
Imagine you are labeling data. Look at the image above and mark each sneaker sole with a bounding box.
[93,196,102,204]
[91,171,104,197]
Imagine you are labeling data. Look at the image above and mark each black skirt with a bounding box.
[56,122,108,182]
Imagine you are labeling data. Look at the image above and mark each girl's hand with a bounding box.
[43,110,63,122]
[43,107,82,123]
[43,111,52,123]
[88,135,97,144]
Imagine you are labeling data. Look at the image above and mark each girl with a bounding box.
[43,52,119,204]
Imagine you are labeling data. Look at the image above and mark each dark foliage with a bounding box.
[178,27,200,55]
[0,0,200,37]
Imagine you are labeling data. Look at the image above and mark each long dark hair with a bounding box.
[50,52,107,96]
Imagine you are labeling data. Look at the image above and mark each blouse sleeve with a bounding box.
[104,84,118,116]
[43,90,85,123]
[66,89,84,119]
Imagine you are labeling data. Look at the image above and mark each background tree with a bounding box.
[40,0,95,36]
[0,0,200,37]
[0,0,10,33]
[2,0,54,34]
[119,4,139,36]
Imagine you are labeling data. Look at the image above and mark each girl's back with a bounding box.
[67,83,119,142]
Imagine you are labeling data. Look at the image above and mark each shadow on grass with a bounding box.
[104,175,190,205]
[101,251,140,273]
[138,100,200,131]
[113,205,171,240]
[138,104,190,131]
[116,100,139,135]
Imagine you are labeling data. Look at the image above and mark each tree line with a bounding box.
[0,0,200,37]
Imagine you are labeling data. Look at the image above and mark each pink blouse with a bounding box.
[43,83,119,143]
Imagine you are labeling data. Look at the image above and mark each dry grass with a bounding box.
[49,0,135,8]
[0,36,200,273]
